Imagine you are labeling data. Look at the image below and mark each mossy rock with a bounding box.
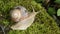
[0,0,60,34]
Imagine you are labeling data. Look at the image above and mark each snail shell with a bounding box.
[10,6,39,30]
[10,6,28,22]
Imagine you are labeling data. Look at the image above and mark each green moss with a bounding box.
[0,0,60,34]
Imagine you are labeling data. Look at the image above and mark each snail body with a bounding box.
[10,6,39,30]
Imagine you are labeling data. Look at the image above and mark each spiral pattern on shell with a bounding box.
[10,6,28,22]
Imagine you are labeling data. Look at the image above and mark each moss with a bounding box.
[0,0,60,34]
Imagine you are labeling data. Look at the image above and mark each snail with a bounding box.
[10,6,39,30]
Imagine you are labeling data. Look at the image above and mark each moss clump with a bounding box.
[0,0,60,34]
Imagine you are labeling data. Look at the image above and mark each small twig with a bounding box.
[0,25,5,34]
